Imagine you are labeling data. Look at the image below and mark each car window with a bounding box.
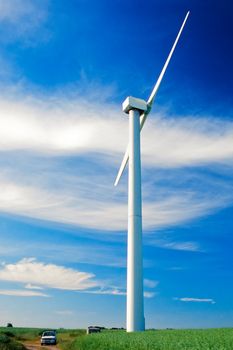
[43,331,56,336]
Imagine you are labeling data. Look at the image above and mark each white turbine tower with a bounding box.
[114,12,190,332]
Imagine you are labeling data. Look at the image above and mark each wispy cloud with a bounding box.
[0,90,232,233]
[0,0,47,23]
[0,173,231,232]
[0,0,49,43]
[0,258,97,290]
[81,288,155,298]
[142,115,233,168]
[144,279,159,288]
[143,192,232,231]
[0,96,124,155]
[0,95,233,166]
[25,283,44,290]
[83,288,126,296]
[149,239,201,252]
[174,297,216,304]
[144,291,156,299]
[0,289,49,297]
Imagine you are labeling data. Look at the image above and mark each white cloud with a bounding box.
[0,0,49,42]
[142,115,233,168]
[0,177,126,230]
[0,96,233,168]
[0,97,124,155]
[82,288,155,298]
[144,279,159,288]
[142,193,231,231]
[0,258,97,291]
[84,288,126,296]
[174,297,216,304]
[25,283,44,290]
[0,0,43,22]
[149,239,201,252]
[0,91,232,233]
[144,291,156,299]
[0,289,49,297]
[0,175,231,232]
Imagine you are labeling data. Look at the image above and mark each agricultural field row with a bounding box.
[62,328,233,350]
[0,327,232,350]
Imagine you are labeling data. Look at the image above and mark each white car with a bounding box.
[41,330,57,346]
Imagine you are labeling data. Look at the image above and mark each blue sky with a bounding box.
[0,0,232,329]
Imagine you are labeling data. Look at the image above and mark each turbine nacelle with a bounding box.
[122,96,148,115]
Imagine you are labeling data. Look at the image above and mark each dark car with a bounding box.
[87,326,101,334]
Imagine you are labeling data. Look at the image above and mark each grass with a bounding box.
[62,328,233,350]
[57,329,86,348]
[0,327,44,342]
[1,327,232,350]
[0,331,26,350]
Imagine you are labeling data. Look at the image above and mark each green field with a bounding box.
[62,328,233,350]
[0,327,232,350]
[0,328,28,350]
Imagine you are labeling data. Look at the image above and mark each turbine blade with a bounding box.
[140,10,190,129]
[114,11,190,186]
[114,145,129,186]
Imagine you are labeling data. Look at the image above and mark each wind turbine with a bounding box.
[114,11,190,332]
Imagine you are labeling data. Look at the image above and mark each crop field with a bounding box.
[63,328,233,350]
[0,327,232,350]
